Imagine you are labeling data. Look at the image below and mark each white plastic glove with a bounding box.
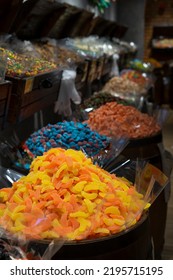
[110,54,119,77]
[54,69,81,116]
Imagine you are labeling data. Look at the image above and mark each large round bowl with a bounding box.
[120,131,167,259]
[27,213,152,260]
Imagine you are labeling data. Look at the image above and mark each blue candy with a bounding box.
[24,121,110,158]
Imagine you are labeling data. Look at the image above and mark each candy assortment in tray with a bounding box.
[0,118,128,175]
[0,41,64,123]
[152,38,173,49]
[125,59,153,73]
[79,91,130,110]
[120,70,153,91]
[0,47,57,78]
[73,91,130,122]
[59,36,119,82]
[103,75,147,96]
[23,121,110,159]
[33,40,85,67]
[22,122,126,169]
[100,62,157,109]
[86,101,161,139]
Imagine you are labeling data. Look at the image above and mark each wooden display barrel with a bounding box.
[121,132,167,259]
[28,213,152,260]
[121,132,163,169]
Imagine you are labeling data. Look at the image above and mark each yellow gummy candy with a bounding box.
[10,225,25,232]
[0,192,8,202]
[103,217,115,226]
[81,191,98,200]
[94,228,110,234]
[84,199,96,214]
[55,163,68,178]
[70,211,89,218]
[0,209,4,217]
[52,218,61,228]
[78,217,91,233]
[72,181,87,193]
[104,206,120,215]
[84,182,106,192]
[64,191,71,202]
[13,194,23,204]
[13,205,26,213]
[113,218,125,226]
[41,230,60,239]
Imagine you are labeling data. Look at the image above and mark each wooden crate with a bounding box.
[0,80,12,129]
[75,61,89,90]
[102,56,113,77]
[86,59,99,83]
[6,69,62,123]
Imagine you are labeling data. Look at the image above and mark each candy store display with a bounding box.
[152,38,173,49]
[102,76,146,97]
[0,42,63,124]
[79,92,129,110]
[126,59,153,73]
[23,121,110,159]
[7,37,85,68]
[0,47,57,77]
[33,41,84,67]
[120,70,152,90]
[73,92,130,122]
[0,0,170,261]
[62,36,120,60]
[87,102,161,139]
[0,147,149,241]
[144,58,162,69]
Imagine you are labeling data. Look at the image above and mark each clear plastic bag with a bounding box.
[0,227,65,260]
[109,159,169,228]
[110,53,119,77]
[84,137,129,169]
[0,131,31,173]
[0,166,23,188]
